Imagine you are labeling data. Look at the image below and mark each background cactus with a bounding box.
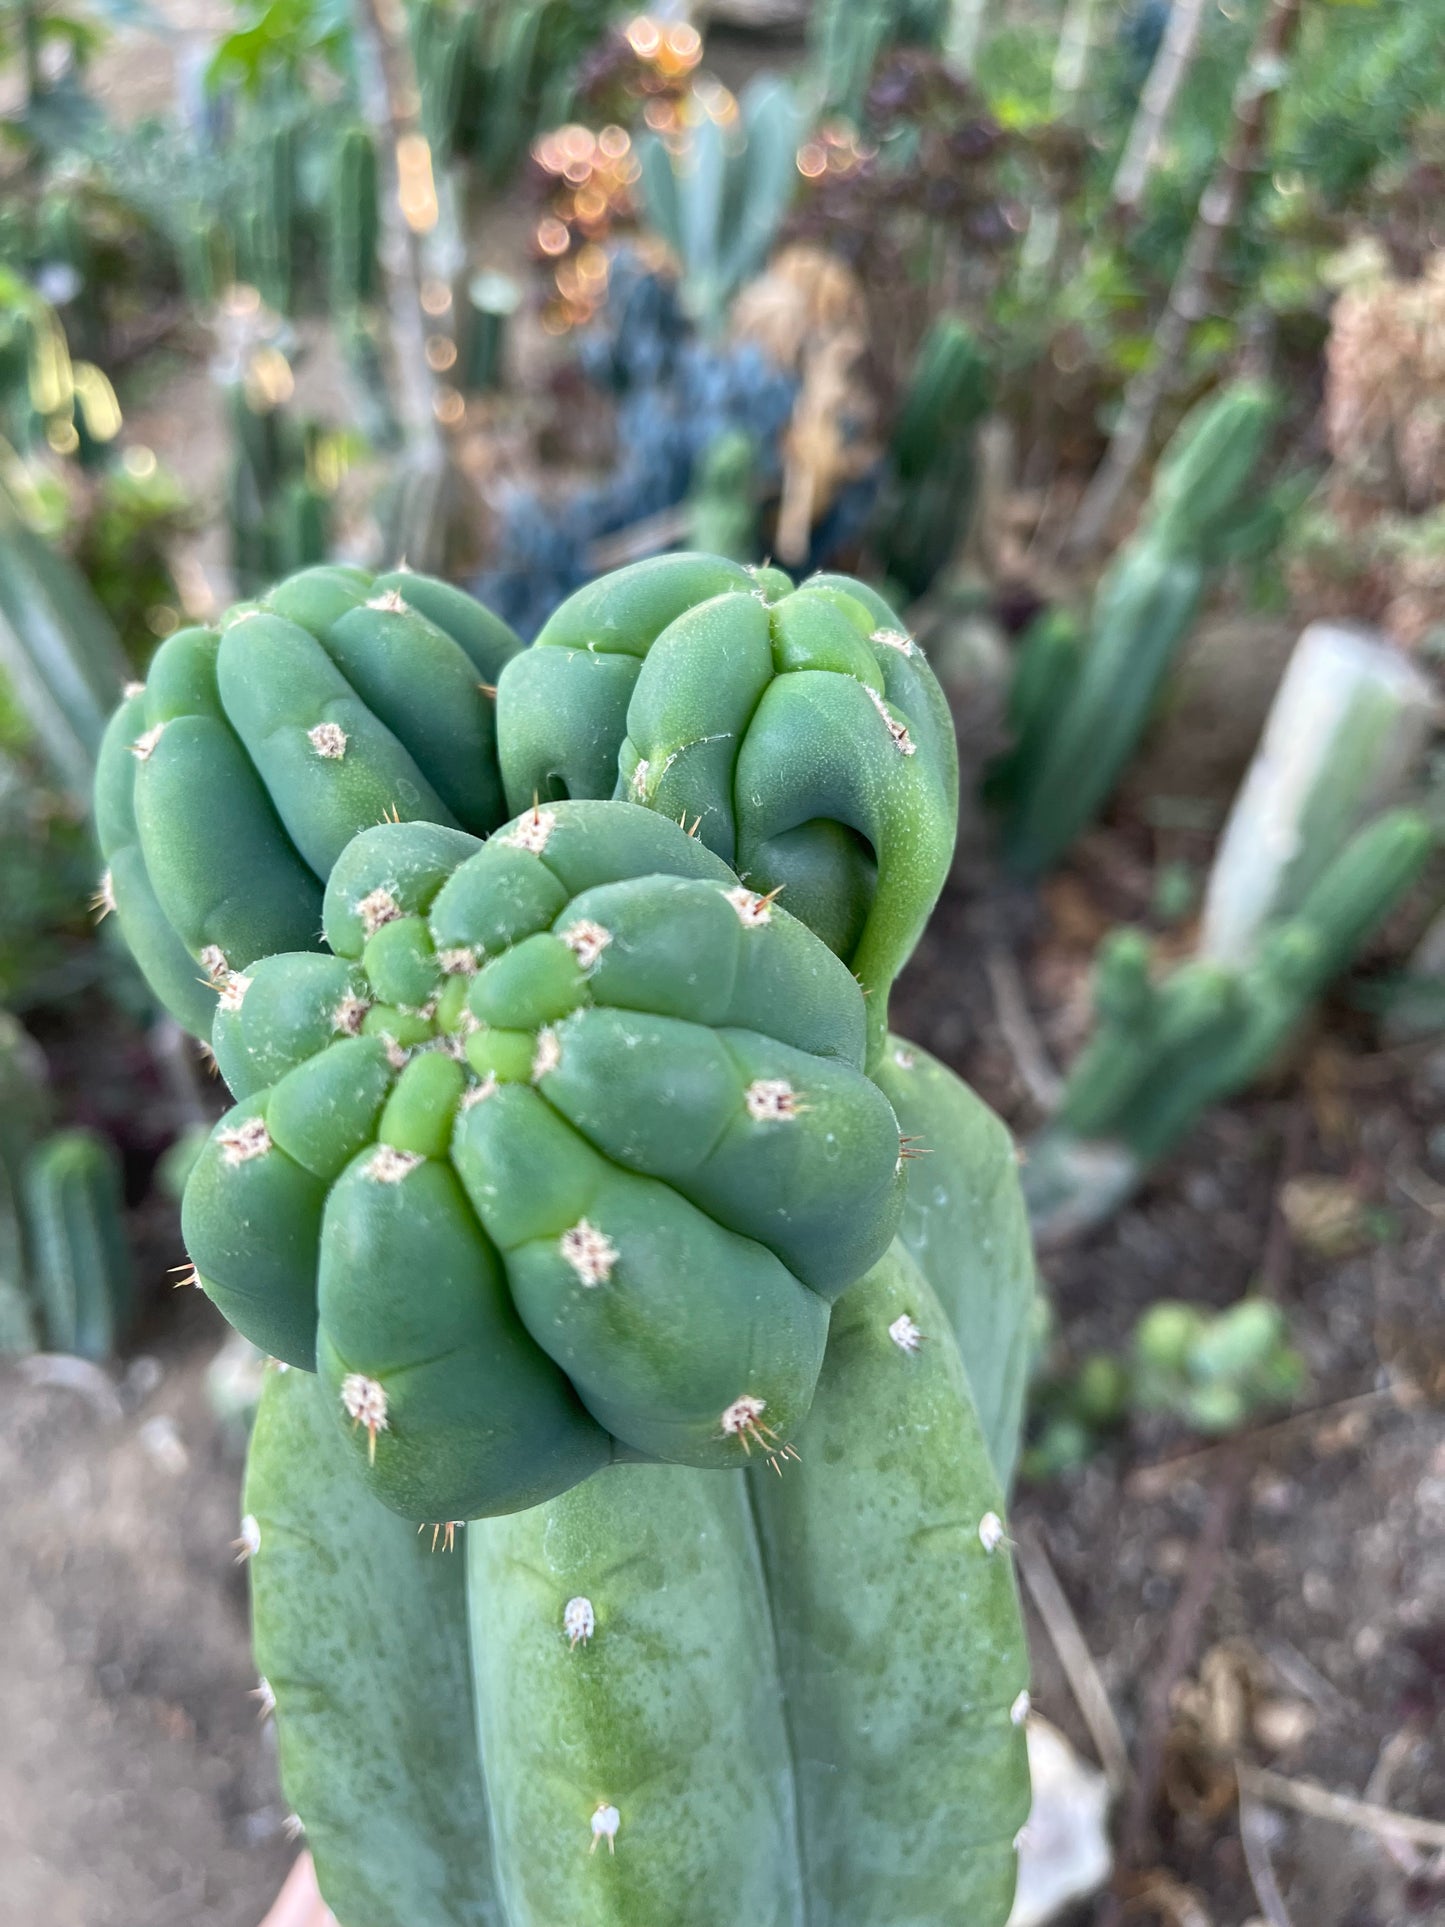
[873,313,992,600]
[184,802,905,1517]
[1026,807,1436,1236]
[22,1127,134,1361]
[496,553,959,1060]
[245,1238,1031,1927]
[93,564,522,1038]
[0,480,132,798]
[989,381,1280,877]
[636,76,805,333]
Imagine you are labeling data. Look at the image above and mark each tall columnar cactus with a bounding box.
[1027,807,1435,1238]
[873,314,992,599]
[990,381,1279,878]
[245,1242,1030,1927]
[22,1127,134,1361]
[495,554,959,1062]
[93,564,522,1037]
[329,124,381,310]
[183,803,905,1515]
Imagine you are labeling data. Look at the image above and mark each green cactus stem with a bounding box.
[93,564,522,1037]
[330,125,381,311]
[873,1033,1036,1491]
[1028,808,1435,1238]
[183,801,905,1514]
[496,553,959,1063]
[245,1241,1031,1927]
[22,1127,133,1360]
[873,314,992,599]
[992,381,1279,878]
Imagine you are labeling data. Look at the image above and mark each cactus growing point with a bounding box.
[497,553,959,1062]
[94,564,522,1036]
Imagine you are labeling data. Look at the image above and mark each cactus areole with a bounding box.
[98,555,1033,1927]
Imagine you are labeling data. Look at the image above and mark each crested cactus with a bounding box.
[991,381,1279,878]
[495,553,959,1061]
[1027,807,1436,1239]
[98,545,1037,1925]
[184,802,905,1516]
[93,564,522,1037]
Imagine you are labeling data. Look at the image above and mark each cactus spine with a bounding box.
[992,381,1279,878]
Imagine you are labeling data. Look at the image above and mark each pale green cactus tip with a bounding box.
[494,552,960,1062]
[92,563,523,1040]
[182,798,908,1520]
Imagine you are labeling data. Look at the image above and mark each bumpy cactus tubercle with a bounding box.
[184,800,905,1519]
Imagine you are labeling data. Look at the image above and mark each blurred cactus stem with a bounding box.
[1201,620,1438,967]
[460,273,521,395]
[686,431,759,563]
[23,1129,134,1361]
[1025,807,1436,1244]
[0,484,131,797]
[992,381,1278,879]
[874,313,992,600]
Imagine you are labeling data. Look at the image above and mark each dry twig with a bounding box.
[1016,1522,1132,1795]
[984,947,1064,1112]
[1238,1763,1445,1853]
